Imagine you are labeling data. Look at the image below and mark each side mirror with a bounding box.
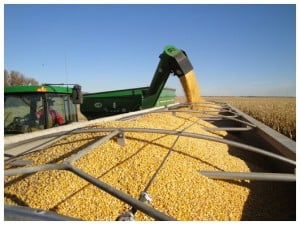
[72,85,83,104]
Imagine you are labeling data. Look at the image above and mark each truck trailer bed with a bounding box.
[4,101,296,221]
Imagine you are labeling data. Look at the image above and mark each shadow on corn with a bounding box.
[219,131,296,221]
[4,193,30,207]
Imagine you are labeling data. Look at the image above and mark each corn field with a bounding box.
[204,97,296,141]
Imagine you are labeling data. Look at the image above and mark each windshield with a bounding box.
[4,93,77,134]
[5,94,43,134]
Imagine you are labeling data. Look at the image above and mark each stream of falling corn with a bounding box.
[5,109,267,221]
[179,70,202,109]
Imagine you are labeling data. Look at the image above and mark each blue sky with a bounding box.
[4,3,296,96]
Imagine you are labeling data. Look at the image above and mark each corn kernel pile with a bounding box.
[4,110,293,220]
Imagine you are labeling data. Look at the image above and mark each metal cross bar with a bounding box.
[202,126,252,131]
[4,163,68,176]
[4,162,176,221]
[199,171,296,182]
[68,166,176,221]
[65,129,121,164]
[73,127,295,166]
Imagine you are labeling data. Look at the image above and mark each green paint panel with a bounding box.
[80,88,176,119]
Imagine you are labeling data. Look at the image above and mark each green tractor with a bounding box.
[4,85,82,134]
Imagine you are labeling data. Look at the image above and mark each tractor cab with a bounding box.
[4,84,82,134]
